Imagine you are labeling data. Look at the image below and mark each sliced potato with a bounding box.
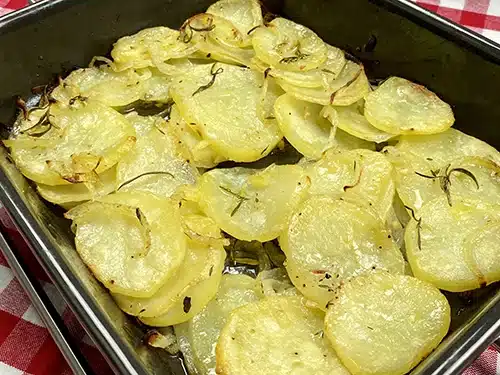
[276,60,363,105]
[331,128,376,151]
[197,164,309,241]
[281,196,405,308]
[322,101,394,143]
[216,296,350,375]
[5,100,136,185]
[65,191,186,298]
[405,195,500,291]
[257,268,298,297]
[175,274,262,375]
[111,27,198,71]
[167,104,226,168]
[113,238,225,321]
[396,128,500,166]
[306,149,395,219]
[206,0,263,46]
[274,93,334,159]
[251,18,327,72]
[116,121,199,198]
[37,166,116,205]
[124,112,160,138]
[330,67,370,106]
[364,77,454,135]
[170,63,282,162]
[325,272,450,375]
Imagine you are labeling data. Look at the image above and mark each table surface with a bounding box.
[0,0,499,374]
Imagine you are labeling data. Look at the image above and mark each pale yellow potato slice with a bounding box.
[251,18,328,72]
[206,0,263,46]
[167,104,226,168]
[322,101,394,143]
[113,238,225,322]
[364,77,454,135]
[386,146,500,211]
[306,149,395,219]
[331,128,376,151]
[37,166,116,205]
[396,128,500,166]
[124,113,159,138]
[324,272,450,375]
[65,191,186,298]
[463,222,500,287]
[281,196,405,308]
[5,100,136,185]
[175,274,262,375]
[274,93,334,159]
[405,195,500,291]
[170,63,282,162]
[259,45,346,89]
[111,27,198,71]
[216,296,350,375]
[276,60,363,105]
[116,121,199,198]
[197,164,309,242]
[330,67,370,106]
[257,268,299,297]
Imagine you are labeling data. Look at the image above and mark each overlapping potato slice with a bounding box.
[405,195,500,291]
[364,77,454,135]
[37,166,116,206]
[281,196,405,308]
[124,112,160,137]
[116,118,199,197]
[386,146,500,211]
[216,296,350,375]
[330,128,376,151]
[324,272,450,375]
[113,237,225,325]
[175,274,262,375]
[276,60,367,105]
[4,100,136,185]
[206,0,263,46]
[257,268,299,297]
[167,104,226,168]
[255,45,346,89]
[306,149,395,219]
[170,63,282,162]
[65,191,186,298]
[252,18,327,72]
[197,164,309,241]
[274,93,334,159]
[396,128,500,166]
[111,27,198,71]
[322,101,394,143]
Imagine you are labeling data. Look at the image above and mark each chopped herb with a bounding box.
[367,326,374,330]
[404,205,423,251]
[117,171,174,191]
[343,165,363,191]
[139,308,146,314]
[69,95,88,106]
[192,63,224,96]
[209,265,214,276]
[264,67,271,79]
[219,186,249,217]
[314,330,324,338]
[20,111,57,137]
[247,25,261,35]
[183,296,192,313]
[322,69,335,75]
[279,51,309,64]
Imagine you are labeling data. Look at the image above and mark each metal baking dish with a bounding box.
[0,0,499,374]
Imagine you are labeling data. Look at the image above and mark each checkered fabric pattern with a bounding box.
[0,0,499,374]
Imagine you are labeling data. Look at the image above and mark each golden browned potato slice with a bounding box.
[405,195,500,291]
[113,238,225,326]
[364,77,454,135]
[274,93,334,159]
[116,119,199,198]
[306,149,395,219]
[175,274,262,375]
[324,272,450,375]
[4,100,136,185]
[322,101,394,143]
[111,27,198,71]
[65,191,186,298]
[216,296,350,375]
[170,63,282,162]
[251,18,328,72]
[197,164,309,241]
[281,196,405,308]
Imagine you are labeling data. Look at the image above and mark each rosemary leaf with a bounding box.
[192,63,224,96]
[448,168,480,189]
[117,171,174,191]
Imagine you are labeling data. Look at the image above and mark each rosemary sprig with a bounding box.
[414,164,479,206]
[279,50,310,64]
[192,63,224,96]
[404,205,422,251]
[117,171,174,191]
[20,110,58,138]
[219,186,249,217]
[179,18,216,43]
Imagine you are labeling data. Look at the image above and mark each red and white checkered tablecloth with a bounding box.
[0,0,499,374]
